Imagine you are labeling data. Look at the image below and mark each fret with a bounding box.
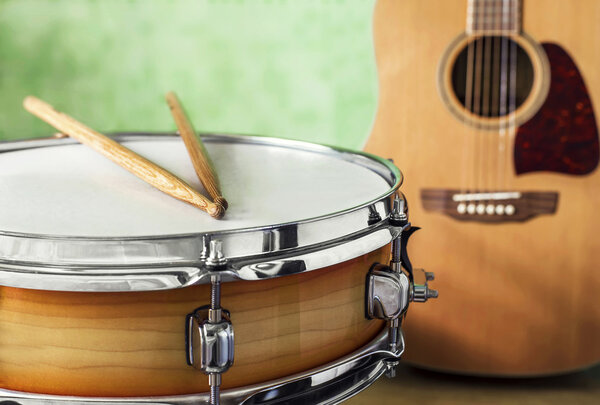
[467,0,521,35]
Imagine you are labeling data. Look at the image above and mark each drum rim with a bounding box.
[0,132,402,291]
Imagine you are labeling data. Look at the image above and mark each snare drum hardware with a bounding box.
[0,134,436,404]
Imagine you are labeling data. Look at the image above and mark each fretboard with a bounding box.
[467,0,521,35]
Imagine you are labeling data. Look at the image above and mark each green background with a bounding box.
[0,0,377,149]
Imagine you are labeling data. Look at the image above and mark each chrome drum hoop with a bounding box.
[0,327,402,405]
[0,133,402,292]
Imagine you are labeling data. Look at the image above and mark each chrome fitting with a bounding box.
[366,264,410,320]
[389,193,411,272]
[199,235,211,262]
[187,308,234,374]
[188,240,233,405]
[389,193,408,227]
[410,268,439,303]
[384,359,399,378]
[206,240,227,269]
[389,223,410,273]
[367,204,382,225]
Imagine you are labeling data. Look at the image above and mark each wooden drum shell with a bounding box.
[0,247,388,397]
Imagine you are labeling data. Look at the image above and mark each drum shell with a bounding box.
[0,247,388,397]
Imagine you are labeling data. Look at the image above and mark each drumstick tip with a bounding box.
[208,202,226,219]
[23,96,54,114]
[214,196,229,210]
[165,91,178,109]
[23,95,38,110]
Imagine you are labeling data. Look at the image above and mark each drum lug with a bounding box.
[365,263,410,357]
[187,307,234,374]
[365,193,438,362]
[186,240,233,405]
[366,263,411,320]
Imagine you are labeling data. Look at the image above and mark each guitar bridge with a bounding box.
[421,189,559,223]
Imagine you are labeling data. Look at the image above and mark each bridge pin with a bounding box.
[485,204,495,215]
[495,204,505,215]
[505,204,516,215]
[467,204,476,214]
[476,203,485,215]
[457,203,467,214]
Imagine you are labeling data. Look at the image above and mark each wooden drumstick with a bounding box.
[23,96,225,219]
[165,91,228,210]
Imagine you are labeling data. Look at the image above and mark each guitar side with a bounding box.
[366,0,600,375]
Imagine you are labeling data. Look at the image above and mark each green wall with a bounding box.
[0,0,377,149]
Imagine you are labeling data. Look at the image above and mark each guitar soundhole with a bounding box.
[451,36,534,118]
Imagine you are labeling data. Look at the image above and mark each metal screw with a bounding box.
[391,194,408,223]
[206,240,227,268]
[209,373,221,405]
[207,252,225,405]
[391,236,402,269]
[200,235,211,261]
[210,275,221,310]
[388,318,400,352]
[385,359,399,378]
[368,205,382,225]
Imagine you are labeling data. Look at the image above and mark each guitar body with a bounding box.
[366,0,600,375]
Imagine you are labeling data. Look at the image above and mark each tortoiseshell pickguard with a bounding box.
[514,43,599,175]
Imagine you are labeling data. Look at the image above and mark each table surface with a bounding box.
[346,363,600,404]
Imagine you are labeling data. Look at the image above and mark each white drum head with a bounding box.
[0,137,390,237]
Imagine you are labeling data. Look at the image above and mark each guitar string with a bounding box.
[504,0,515,193]
[462,0,475,196]
[498,0,510,193]
[484,0,492,198]
[473,0,485,195]
[461,1,518,206]
[507,0,518,192]
[482,3,494,202]
[491,1,502,197]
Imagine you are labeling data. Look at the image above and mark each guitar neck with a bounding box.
[467,0,521,35]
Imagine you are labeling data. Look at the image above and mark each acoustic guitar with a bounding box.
[366,0,600,375]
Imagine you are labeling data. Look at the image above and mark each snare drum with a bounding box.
[0,133,435,404]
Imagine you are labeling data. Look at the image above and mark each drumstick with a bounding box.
[165,91,228,210]
[23,96,225,219]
